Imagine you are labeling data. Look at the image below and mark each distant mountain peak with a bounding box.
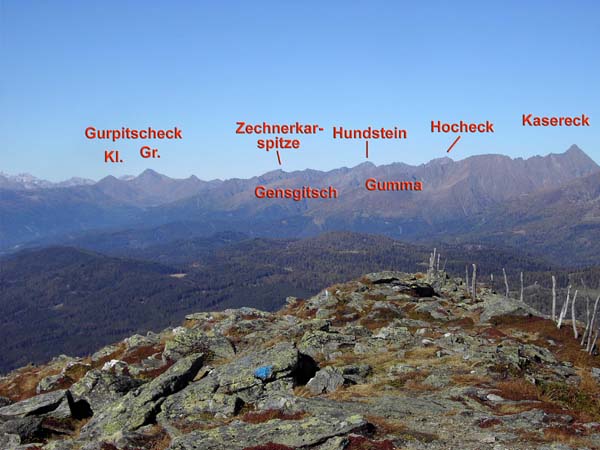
[566,144,584,153]
[137,168,167,180]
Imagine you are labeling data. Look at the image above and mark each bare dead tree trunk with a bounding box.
[586,295,600,352]
[471,264,477,301]
[490,274,494,292]
[582,295,591,346]
[465,265,470,292]
[551,275,557,322]
[427,249,435,278]
[520,272,524,302]
[557,285,571,329]
[571,290,579,339]
[503,268,509,298]
[436,253,441,272]
[590,328,600,355]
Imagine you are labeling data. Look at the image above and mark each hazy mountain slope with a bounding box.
[0,247,212,372]
[94,169,220,206]
[454,171,600,266]
[0,187,141,250]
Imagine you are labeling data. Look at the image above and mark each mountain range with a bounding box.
[1,145,599,265]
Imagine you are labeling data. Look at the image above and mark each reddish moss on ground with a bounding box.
[346,435,396,450]
[478,417,503,428]
[121,344,164,365]
[240,409,306,424]
[243,444,295,450]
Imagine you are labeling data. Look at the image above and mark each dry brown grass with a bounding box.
[118,424,171,450]
[451,372,492,386]
[136,359,175,381]
[493,379,539,401]
[542,426,591,448]
[402,303,435,322]
[365,415,408,436]
[324,383,381,401]
[0,365,62,401]
[404,346,439,360]
[293,386,312,398]
[443,317,475,329]
[326,349,397,373]
[492,315,600,369]
[486,374,600,422]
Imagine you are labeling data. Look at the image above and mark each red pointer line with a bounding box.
[366,140,369,158]
[446,135,462,153]
[276,150,282,165]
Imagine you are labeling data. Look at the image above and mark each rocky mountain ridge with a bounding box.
[1,271,599,449]
[2,146,598,255]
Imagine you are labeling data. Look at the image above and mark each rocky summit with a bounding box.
[1,271,600,450]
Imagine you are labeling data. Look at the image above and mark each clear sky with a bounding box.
[1,1,599,181]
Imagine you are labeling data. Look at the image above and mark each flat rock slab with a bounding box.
[0,389,66,418]
[168,413,368,450]
[479,294,542,323]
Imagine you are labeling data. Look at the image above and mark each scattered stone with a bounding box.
[486,394,505,403]
[307,367,345,395]
[422,373,450,388]
[36,373,66,394]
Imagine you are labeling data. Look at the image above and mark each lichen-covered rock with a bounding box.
[168,413,368,450]
[1,271,573,450]
[0,433,21,449]
[0,389,67,418]
[70,369,143,412]
[163,328,235,362]
[212,342,299,396]
[0,416,44,444]
[80,353,204,439]
[299,330,355,359]
[479,293,543,323]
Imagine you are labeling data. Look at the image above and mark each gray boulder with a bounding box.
[307,367,345,395]
[70,369,143,412]
[299,330,356,359]
[163,328,235,362]
[80,353,204,439]
[479,294,542,323]
[0,416,43,444]
[0,390,67,418]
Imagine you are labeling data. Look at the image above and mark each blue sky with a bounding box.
[1,1,599,181]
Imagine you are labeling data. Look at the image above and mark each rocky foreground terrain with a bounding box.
[2,271,600,449]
